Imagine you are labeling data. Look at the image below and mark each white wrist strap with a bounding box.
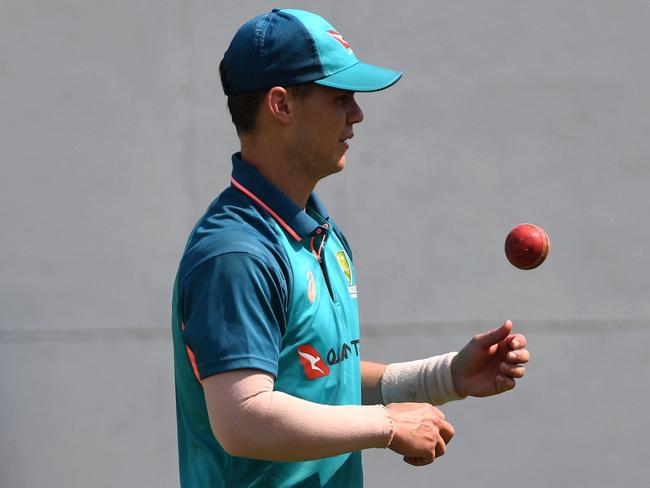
[380,352,465,406]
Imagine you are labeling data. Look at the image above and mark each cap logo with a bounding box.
[327,30,352,50]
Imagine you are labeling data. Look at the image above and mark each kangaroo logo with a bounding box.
[297,345,330,380]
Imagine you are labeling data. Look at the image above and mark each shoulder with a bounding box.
[178,186,290,288]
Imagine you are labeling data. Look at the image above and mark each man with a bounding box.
[172,8,530,487]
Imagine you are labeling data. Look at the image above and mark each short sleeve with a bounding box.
[180,252,287,379]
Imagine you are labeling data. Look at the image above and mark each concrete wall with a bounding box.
[2,1,649,486]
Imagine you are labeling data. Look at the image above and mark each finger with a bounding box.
[508,333,527,350]
[496,374,516,393]
[434,436,447,458]
[403,456,433,466]
[430,405,445,420]
[506,348,530,364]
[438,420,455,443]
[474,320,513,348]
[499,361,526,378]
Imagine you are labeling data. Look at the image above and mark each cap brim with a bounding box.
[314,61,402,92]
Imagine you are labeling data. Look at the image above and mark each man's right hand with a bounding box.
[386,402,455,466]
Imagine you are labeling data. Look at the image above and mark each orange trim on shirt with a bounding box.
[185,345,202,385]
[231,176,302,242]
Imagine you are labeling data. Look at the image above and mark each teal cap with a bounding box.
[220,9,402,95]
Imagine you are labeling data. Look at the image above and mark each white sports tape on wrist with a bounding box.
[380,352,465,406]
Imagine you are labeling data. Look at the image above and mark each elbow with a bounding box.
[215,431,271,460]
[216,434,247,458]
[202,371,278,459]
[209,416,263,459]
[209,421,250,458]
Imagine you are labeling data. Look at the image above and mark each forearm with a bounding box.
[361,360,386,405]
[204,370,393,462]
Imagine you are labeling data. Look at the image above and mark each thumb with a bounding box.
[474,320,513,348]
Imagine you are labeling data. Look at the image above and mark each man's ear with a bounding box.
[266,87,292,125]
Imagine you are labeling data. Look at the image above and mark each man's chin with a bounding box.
[316,155,346,181]
[337,155,347,171]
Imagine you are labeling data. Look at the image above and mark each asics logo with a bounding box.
[307,271,316,303]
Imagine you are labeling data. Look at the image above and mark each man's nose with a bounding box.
[348,98,364,124]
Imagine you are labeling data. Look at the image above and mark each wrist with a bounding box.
[378,404,395,448]
[380,352,465,406]
[450,354,465,397]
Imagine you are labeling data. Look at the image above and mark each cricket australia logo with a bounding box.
[335,250,357,298]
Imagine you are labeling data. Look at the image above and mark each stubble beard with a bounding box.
[291,127,347,183]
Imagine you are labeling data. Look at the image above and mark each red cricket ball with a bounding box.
[505,223,550,270]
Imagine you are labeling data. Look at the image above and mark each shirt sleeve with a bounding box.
[180,252,287,379]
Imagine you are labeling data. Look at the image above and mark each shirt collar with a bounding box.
[230,153,330,241]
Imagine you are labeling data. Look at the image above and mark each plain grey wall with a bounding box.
[2,1,649,486]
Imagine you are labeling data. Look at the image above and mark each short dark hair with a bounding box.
[221,68,316,136]
[225,90,267,135]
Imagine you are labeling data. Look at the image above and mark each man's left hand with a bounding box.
[450,320,529,397]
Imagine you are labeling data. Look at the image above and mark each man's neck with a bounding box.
[241,145,316,210]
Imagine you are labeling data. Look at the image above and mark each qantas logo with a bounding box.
[297,340,361,379]
[327,339,360,365]
[327,30,352,50]
[297,345,330,379]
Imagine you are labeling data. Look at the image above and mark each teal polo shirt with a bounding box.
[172,153,363,487]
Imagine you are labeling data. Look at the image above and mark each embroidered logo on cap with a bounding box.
[297,344,330,380]
[327,30,352,50]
